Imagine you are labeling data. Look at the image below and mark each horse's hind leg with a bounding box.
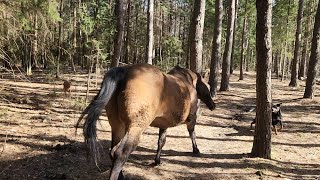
[109,127,144,180]
[154,128,167,166]
[107,102,126,179]
[108,120,126,179]
[187,116,200,154]
[109,120,126,159]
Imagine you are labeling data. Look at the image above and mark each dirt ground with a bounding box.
[0,70,319,180]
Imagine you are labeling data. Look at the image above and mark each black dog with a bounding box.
[251,103,283,134]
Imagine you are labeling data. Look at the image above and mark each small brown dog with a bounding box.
[63,80,71,96]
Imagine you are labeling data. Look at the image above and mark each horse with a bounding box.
[76,63,215,180]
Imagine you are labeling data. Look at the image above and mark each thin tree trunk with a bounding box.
[299,38,307,79]
[303,0,320,98]
[146,0,154,64]
[124,0,131,64]
[230,0,239,74]
[209,0,223,97]
[133,1,139,64]
[71,1,77,72]
[299,9,312,79]
[32,14,38,68]
[56,0,63,78]
[281,1,291,81]
[189,0,206,73]
[274,52,279,77]
[289,0,304,86]
[246,47,252,72]
[111,0,125,67]
[220,0,235,91]
[186,2,193,69]
[239,0,248,80]
[251,0,272,159]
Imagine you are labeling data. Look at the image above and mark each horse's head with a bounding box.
[195,73,215,110]
[170,65,215,111]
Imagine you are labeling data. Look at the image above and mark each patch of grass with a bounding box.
[48,90,58,98]
[0,108,8,118]
[71,96,87,111]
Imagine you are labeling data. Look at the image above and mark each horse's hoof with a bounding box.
[118,171,125,180]
[154,159,161,166]
[193,148,200,154]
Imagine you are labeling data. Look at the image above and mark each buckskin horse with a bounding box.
[76,63,215,180]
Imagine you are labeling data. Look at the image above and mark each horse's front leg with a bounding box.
[187,113,200,154]
[154,128,167,166]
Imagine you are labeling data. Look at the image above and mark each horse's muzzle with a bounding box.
[207,101,215,111]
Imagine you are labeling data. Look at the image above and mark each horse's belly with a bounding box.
[150,116,185,129]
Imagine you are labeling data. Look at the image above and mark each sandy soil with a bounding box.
[0,70,319,180]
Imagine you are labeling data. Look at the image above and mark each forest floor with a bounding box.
[0,69,319,180]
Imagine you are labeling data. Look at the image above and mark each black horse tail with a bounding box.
[76,66,126,165]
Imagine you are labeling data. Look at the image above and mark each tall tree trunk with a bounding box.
[32,14,38,68]
[146,0,154,64]
[299,37,308,79]
[289,0,304,86]
[133,1,139,64]
[71,0,77,72]
[186,2,193,69]
[281,1,291,81]
[56,0,63,78]
[251,0,272,159]
[124,0,131,64]
[230,0,239,74]
[303,0,320,98]
[189,0,206,73]
[220,0,235,91]
[299,8,312,79]
[274,51,279,77]
[239,0,248,80]
[246,46,252,72]
[111,0,125,67]
[209,0,223,97]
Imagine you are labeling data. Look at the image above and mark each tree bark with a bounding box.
[71,0,77,72]
[189,0,206,73]
[146,0,154,64]
[289,0,304,86]
[133,1,139,64]
[299,7,312,79]
[303,0,320,98]
[274,52,279,77]
[239,0,248,80]
[299,37,308,79]
[251,0,272,159]
[56,0,63,78]
[220,0,235,91]
[124,0,131,64]
[209,0,223,97]
[281,0,291,81]
[230,0,239,74]
[32,14,38,68]
[111,0,125,67]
